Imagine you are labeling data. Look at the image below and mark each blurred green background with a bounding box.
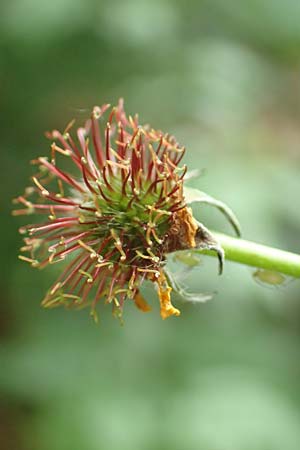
[2,1,300,449]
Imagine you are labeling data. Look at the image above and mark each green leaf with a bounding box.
[183,186,241,237]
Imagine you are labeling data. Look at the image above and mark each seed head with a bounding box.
[13,99,222,321]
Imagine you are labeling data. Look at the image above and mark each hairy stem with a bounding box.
[198,232,300,278]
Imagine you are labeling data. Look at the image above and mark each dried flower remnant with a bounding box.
[13,99,240,321]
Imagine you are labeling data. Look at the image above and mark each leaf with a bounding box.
[183,186,241,237]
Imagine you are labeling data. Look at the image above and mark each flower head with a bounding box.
[14,99,232,321]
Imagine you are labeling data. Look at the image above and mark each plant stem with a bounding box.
[199,232,300,278]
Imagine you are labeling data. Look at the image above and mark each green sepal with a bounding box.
[164,267,213,304]
[183,186,241,237]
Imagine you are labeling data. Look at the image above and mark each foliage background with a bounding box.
[1,1,300,449]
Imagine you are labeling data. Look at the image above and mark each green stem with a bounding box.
[200,232,300,278]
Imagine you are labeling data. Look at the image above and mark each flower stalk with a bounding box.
[199,232,300,278]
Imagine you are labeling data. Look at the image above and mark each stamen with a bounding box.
[109,147,129,164]
[91,106,105,168]
[151,227,163,245]
[18,255,39,266]
[106,160,129,172]
[77,240,97,259]
[51,142,71,163]
[49,205,56,220]
[50,282,62,296]
[32,177,49,197]
[110,229,126,261]
[137,268,160,277]
[57,179,64,197]
[79,269,93,283]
